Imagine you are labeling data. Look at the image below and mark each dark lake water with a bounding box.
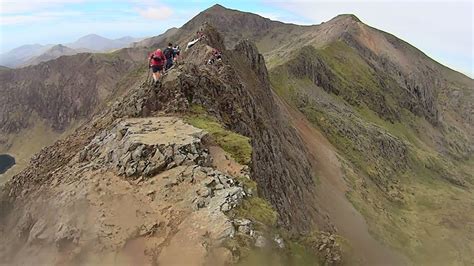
[0,154,15,174]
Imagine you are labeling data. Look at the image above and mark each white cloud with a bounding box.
[0,0,87,14]
[131,0,174,21]
[0,11,84,25]
[1,15,41,25]
[0,0,175,25]
[136,6,173,20]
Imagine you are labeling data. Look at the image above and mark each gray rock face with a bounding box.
[294,84,414,198]
[78,117,210,179]
[192,168,247,214]
[54,223,80,249]
[234,218,252,235]
[313,232,342,264]
[197,187,210,198]
[220,203,231,212]
[27,218,48,243]
[0,50,142,135]
[274,235,285,249]
[255,235,268,248]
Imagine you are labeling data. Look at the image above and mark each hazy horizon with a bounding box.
[1,1,472,77]
[1,33,147,50]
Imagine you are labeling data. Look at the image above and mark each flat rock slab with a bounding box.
[80,116,210,179]
[122,117,205,146]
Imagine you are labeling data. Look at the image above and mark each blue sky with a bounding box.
[0,0,472,77]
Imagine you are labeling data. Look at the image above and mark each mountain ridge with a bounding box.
[22,44,82,66]
[1,25,329,265]
[0,34,143,68]
[66,34,141,51]
[0,4,472,265]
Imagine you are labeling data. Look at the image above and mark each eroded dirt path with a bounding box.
[275,93,409,266]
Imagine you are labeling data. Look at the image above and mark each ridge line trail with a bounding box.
[273,91,409,266]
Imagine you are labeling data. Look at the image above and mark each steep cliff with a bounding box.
[0,49,147,135]
[0,47,150,181]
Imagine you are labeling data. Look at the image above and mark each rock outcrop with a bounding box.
[0,24,320,265]
[79,117,210,178]
[109,26,319,232]
[0,117,252,265]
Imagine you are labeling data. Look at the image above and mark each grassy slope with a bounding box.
[269,42,474,265]
[185,105,252,165]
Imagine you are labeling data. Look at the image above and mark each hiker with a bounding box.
[197,30,205,39]
[148,48,166,83]
[173,45,181,62]
[212,48,222,60]
[207,48,222,65]
[163,43,174,71]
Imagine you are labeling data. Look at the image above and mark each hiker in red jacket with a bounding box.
[149,48,166,83]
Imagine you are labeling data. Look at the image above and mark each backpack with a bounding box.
[150,51,164,65]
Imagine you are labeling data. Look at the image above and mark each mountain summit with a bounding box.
[67,34,139,51]
[0,4,472,266]
[22,44,78,66]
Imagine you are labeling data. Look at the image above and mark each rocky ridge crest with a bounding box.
[0,25,321,264]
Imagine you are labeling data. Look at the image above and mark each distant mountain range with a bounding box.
[0,34,143,68]
[66,34,139,51]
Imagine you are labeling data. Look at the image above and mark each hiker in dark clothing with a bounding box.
[163,43,174,71]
